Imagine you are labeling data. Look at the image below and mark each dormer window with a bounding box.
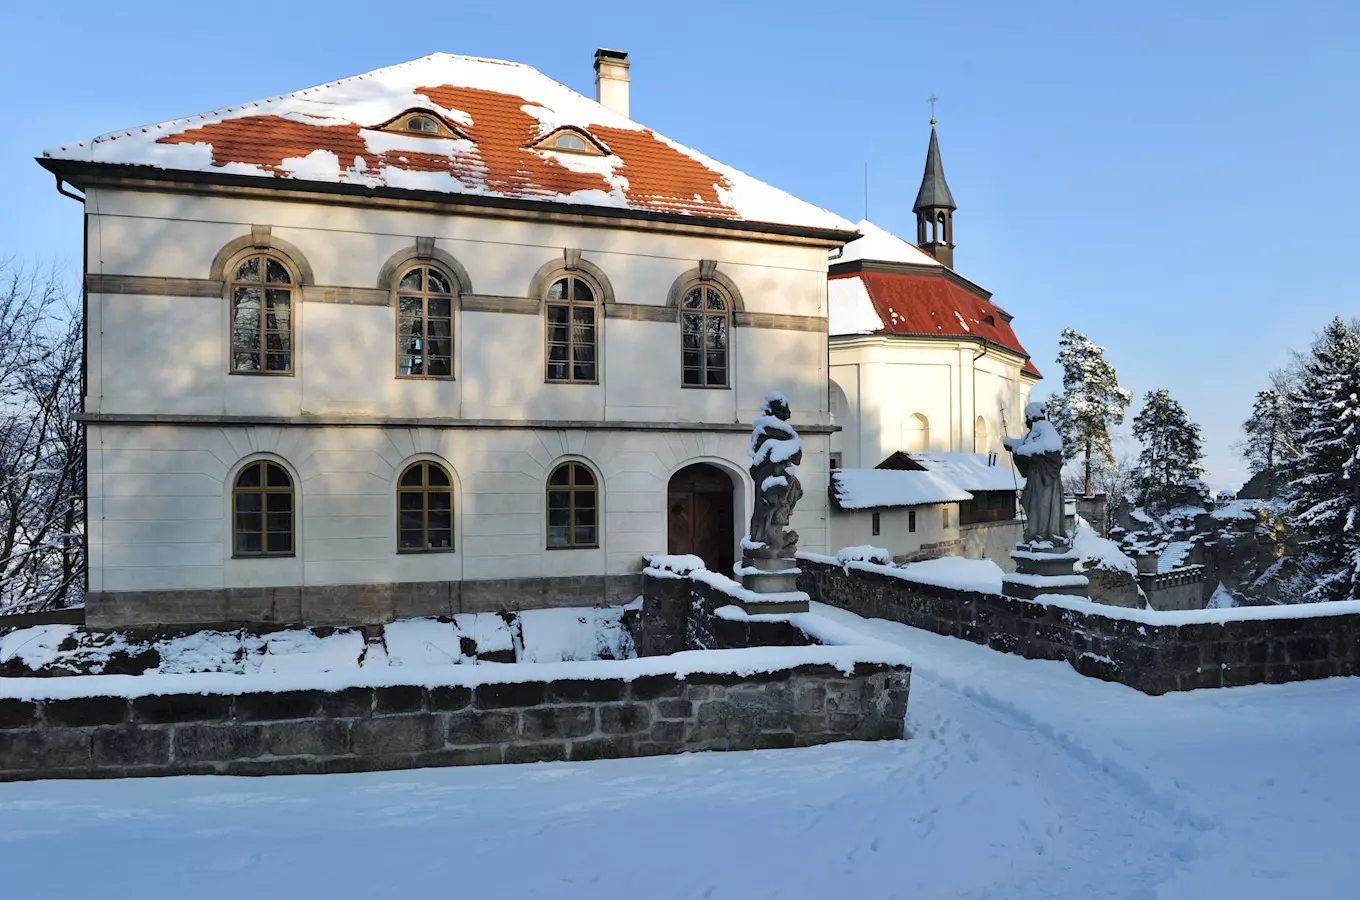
[533,128,606,156]
[407,115,439,135]
[375,109,463,140]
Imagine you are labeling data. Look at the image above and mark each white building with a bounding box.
[39,50,858,628]
[826,127,1041,567]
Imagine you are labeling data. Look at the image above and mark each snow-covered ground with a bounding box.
[3,602,1357,899]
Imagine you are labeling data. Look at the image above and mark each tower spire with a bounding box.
[913,115,957,268]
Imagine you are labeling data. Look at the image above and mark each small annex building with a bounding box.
[38,49,859,628]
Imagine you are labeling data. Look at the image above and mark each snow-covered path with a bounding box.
[2,604,1357,899]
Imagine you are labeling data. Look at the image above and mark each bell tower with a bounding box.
[913,119,957,269]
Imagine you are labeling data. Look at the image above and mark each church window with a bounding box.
[546,275,598,383]
[233,461,294,557]
[872,512,881,536]
[909,510,917,533]
[230,254,294,374]
[397,461,454,552]
[547,462,597,548]
[681,285,730,387]
[396,265,454,378]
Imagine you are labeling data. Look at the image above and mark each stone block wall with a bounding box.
[0,662,908,782]
[633,574,815,657]
[799,558,1360,695]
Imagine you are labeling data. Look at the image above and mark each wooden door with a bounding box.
[667,464,735,575]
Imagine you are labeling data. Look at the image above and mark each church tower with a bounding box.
[913,122,957,269]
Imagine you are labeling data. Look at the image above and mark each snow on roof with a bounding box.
[831,467,973,510]
[836,219,943,267]
[907,452,1024,492]
[43,53,855,233]
[828,274,885,334]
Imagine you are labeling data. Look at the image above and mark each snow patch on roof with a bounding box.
[832,468,973,509]
[837,219,943,267]
[828,275,885,334]
[908,452,1024,492]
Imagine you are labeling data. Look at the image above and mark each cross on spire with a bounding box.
[928,93,939,126]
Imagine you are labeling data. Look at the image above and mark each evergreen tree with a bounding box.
[1132,389,1205,508]
[1280,317,1360,602]
[1239,388,1298,496]
[1044,329,1132,496]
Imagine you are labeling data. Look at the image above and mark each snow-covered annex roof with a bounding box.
[830,467,973,510]
[40,53,856,235]
[829,219,1041,379]
[905,452,1024,493]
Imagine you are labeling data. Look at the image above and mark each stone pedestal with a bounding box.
[740,556,810,614]
[1001,542,1090,601]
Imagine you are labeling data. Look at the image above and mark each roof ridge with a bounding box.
[51,53,540,153]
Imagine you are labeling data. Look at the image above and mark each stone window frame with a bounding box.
[212,229,313,378]
[546,460,600,550]
[393,264,456,380]
[677,282,734,389]
[396,460,455,553]
[531,252,614,386]
[665,262,746,390]
[377,241,473,382]
[232,459,296,558]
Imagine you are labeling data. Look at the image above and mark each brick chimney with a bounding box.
[594,49,630,118]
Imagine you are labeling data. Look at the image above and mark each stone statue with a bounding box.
[744,392,804,560]
[1002,401,1066,546]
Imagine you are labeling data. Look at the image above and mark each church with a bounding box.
[826,124,1041,566]
[39,50,854,628]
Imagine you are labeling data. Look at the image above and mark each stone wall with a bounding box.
[633,573,815,657]
[799,558,1360,695]
[0,662,908,782]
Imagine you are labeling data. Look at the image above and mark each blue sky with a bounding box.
[2,0,1356,490]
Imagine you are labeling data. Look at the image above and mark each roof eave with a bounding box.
[38,157,862,247]
[829,258,992,300]
[830,329,1037,369]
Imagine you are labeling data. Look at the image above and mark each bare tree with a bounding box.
[0,260,84,613]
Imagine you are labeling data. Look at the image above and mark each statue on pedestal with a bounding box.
[744,392,803,560]
[1003,401,1066,546]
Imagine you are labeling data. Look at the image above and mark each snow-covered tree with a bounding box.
[1044,329,1132,497]
[1279,317,1360,602]
[1237,387,1298,496]
[1132,389,1205,509]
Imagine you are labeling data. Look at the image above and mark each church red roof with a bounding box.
[831,269,1041,378]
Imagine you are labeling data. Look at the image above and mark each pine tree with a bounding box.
[1044,329,1132,496]
[1132,389,1205,508]
[1280,317,1360,602]
[1239,388,1298,496]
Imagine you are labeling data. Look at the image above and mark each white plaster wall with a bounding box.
[84,188,831,427]
[830,336,1036,469]
[828,504,958,560]
[87,424,831,592]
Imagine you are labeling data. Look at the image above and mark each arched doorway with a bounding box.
[667,464,736,576]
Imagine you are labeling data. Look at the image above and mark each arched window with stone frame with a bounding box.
[229,253,297,374]
[546,461,598,548]
[232,461,295,557]
[396,460,454,552]
[396,264,455,379]
[680,283,732,388]
[544,273,600,383]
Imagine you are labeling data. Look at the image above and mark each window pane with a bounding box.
[710,316,727,346]
[399,529,425,550]
[399,269,423,292]
[682,313,702,335]
[706,288,726,310]
[547,305,569,325]
[234,257,261,282]
[682,287,702,309]
[399,510,424,532]
[265,494,292,514]
[427,270,452,294]
[427,529,452,550]
[573,526,596,546]
[547,343,569,362]
[428,509,451,531]
[572,305,595,325]
[427,491,452,512]
[573,342,595,363]
[266,291,291,329]
[573,362,596,381]
[572,279,594,303]
[548,507,570,527]
[707,366,727,387]
[550,467,571,487]
[572,465,595,487]
[426,467,450,488]
[683,350,702,369]
[236,531,262,554]
[548,278,569,301]
[574,507,596,528]
[548,525,570,547]
[547,362,569,380]
[266,529,292,554]
[266,260,291,284]
[426,355,451,377]
[683,368,701,386]
[266,511,292,535]
[399,491,424,511]
[400,466,424,487]
[265,465,291,489]
[236,464,262,489]
[266,352,292,373]
[428,296,451,318]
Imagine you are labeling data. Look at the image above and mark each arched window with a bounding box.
[904,414,931,452]
[547,462,597,548]
[407,115,439,134]
[230,255,294,373]
[681,285,730,387]
[233,461,294,557]
[545,274,598,383]
[397,265,454,378]
[397,461,453,551]
[975,416,990,454]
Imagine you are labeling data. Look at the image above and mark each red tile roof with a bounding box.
[832,270,1041,378]
[43,53,855,233]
